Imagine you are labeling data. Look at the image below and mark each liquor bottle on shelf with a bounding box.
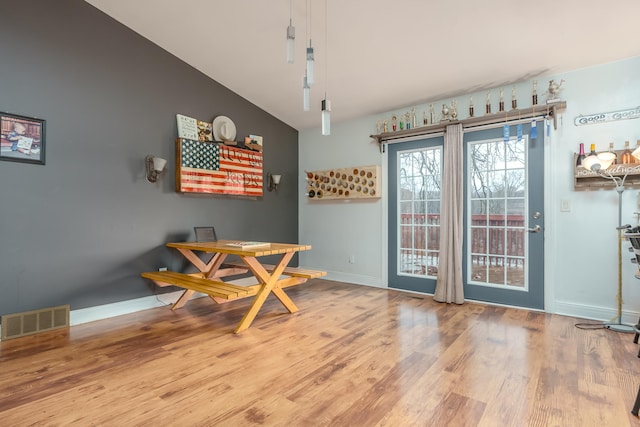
[576,143,585,167]
[621,140,632,164]
[607,142,618,165]
[582,143,599,170]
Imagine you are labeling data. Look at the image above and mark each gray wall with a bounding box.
[0,0,299,315]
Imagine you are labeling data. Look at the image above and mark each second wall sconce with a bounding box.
[146,155,167,183]
[267,173,282,191]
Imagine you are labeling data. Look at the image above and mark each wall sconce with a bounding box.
[146,155,167,183]
[268,173,282,191]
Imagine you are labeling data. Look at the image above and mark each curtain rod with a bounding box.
[372,101,566,152]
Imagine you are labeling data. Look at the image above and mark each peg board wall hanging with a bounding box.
[306,165,381,200]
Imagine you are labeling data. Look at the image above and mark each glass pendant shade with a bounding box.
[286,20,295,64]
[596,152,616,170]
[321,98,331,136]
[303,74,310,111]
[306,45,314,86]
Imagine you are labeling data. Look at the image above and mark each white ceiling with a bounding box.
[85,0,640,131]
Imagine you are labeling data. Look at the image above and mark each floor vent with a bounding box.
[1,304,70,341]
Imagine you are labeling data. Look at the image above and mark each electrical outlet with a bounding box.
[349,255,355,264]
[158,267,168,272]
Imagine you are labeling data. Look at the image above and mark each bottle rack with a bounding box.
[371,102,566,153]
[574,150,640,189]
[306,165,381,200]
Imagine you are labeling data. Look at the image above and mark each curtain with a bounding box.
[434,123,464,304]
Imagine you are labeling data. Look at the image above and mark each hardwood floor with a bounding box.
[1,279,639,426]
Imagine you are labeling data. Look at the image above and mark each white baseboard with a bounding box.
[320,270,384,288]
[70,290,207,326]
[553,300,640,325]
[69,276,280,327]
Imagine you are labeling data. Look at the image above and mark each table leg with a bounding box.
[632,385,640,416]
[234,252,295,333]
[172,290,195,310]
[203,253,228,278]
[169,251,230,310]
[176,249,227,278]
[270,287,299,313]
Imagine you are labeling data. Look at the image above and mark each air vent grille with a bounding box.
[1,304,69,341]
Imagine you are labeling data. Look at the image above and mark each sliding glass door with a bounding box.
[388,136,443,294]
[388,123,544,309]
[463,124,543,309]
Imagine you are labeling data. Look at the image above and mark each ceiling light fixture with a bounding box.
[321,0,330,136]
[303,71,310,111]
[306,0,314,86]
[321,98,331,135]
[286,0,295,63]
[306,45,314,86]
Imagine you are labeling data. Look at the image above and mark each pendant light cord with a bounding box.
[325,0,328,98]
[307,0,311,48]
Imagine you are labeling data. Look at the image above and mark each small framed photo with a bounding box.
[0,113,46,165]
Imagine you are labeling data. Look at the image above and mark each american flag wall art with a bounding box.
[175,138,263,197]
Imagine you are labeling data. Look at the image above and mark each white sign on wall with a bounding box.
[574,106,640,126]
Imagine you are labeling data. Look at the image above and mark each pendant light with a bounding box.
[306,45,314,86]
[321,98,331,135]
[303,72,310,111]
[305,0,314,86]
[321,0,330,135]
[286,0,295,63]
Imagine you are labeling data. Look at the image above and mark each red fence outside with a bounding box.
[400,213,525,269]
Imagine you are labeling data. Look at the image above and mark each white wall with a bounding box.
[299,116,386,287]
[299,56,640,323]
[549,56,640,322]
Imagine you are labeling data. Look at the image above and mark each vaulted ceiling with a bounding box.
[85,0,640,130]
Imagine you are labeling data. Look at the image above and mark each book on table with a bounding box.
[225,241,271,249]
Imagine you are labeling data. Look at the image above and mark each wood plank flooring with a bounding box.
[1,279,639,426]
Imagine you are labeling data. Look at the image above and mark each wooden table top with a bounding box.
[166,240,312,256]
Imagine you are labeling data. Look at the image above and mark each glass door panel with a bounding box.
[464,123,543,309]
[388,136,443,293]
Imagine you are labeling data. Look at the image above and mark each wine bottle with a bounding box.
[621,140,632,164]
[576,143,585,167]
[582,144,600,171]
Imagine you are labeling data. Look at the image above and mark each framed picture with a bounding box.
[0,113,46,165]
[194,226,217,242]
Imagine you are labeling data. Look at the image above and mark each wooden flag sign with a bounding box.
[175,138,263,197]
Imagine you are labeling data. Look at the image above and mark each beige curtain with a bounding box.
[434,123,464,304]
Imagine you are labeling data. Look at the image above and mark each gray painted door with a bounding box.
[388,123,544,309]
[388,136,444,294]
[463,123,544,309]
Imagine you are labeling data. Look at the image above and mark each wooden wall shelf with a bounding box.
[574,151,640,189]
[370,101,566,152]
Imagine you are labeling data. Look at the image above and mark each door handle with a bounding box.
[528,225,541,233]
